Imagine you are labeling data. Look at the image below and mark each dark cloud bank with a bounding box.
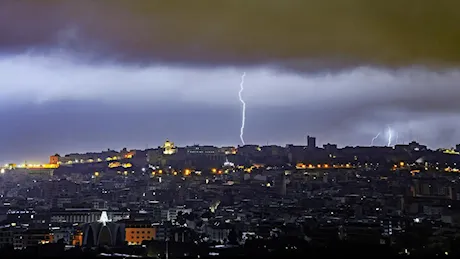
[1,0,460,68]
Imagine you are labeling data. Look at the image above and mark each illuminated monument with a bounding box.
[82,211,125,247]
[162,139,177,155]
[223,158,235,168]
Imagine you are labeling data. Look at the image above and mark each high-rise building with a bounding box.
[307,136,316,149]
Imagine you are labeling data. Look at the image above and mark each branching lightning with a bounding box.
[371,132,381,146]
[372,126,399,147]
[239,72,246,145]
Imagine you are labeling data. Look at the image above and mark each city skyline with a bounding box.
[1,135,457,166]
[2,0,460,163]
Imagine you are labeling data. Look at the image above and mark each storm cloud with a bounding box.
[1,0,460,68]
[1,0,460,163]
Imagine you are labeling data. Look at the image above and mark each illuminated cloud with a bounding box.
[1,0,460,163]
[1,52,459,111]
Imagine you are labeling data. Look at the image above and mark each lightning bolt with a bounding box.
[371,132,381,146]
[239,72,246,145]
[387,126,393,147]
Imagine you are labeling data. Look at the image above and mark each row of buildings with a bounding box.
[41,139,458,173]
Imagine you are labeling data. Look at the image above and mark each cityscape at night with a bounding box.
[2,0,460,258]
[2,138,460,257]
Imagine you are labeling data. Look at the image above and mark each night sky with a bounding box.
[1,0,460,163]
